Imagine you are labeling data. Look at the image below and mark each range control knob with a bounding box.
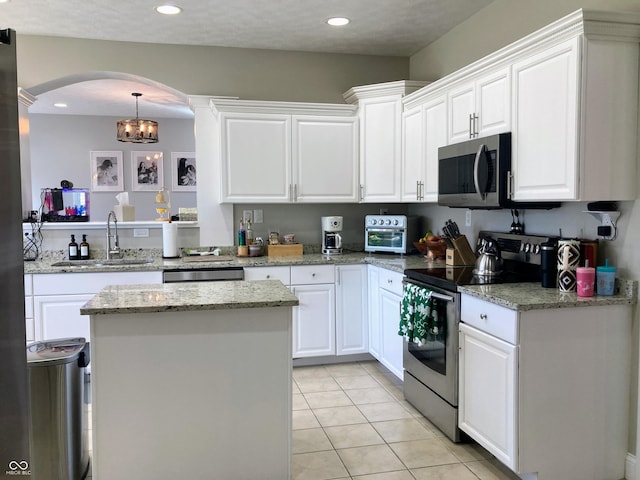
[532,244,540,254]
[393,219,399,226]
[385,219,391,225]
[370,219,377,225]
[523,243,531,253]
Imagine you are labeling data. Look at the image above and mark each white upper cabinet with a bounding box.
[344,81,429,203]
[292,115,358,203]
[221,112,292,203]
[401,106,423,202]
[215,100,358,203]
[422,94,448,202]
[448,67,510,144]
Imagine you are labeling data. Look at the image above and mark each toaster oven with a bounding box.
[364,215,420,254]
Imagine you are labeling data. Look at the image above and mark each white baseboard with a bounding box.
[627,452,636,480]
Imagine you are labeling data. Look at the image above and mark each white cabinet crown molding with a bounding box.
[402,8,640,110]
[342,80,430,104]
[210,98,357,117]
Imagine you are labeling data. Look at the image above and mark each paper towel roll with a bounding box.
[162,222,179,258]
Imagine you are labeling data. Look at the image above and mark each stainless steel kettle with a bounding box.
[474,237,502,276]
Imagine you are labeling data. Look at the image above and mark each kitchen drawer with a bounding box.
[290,265,335,285]
[243,266,291,285]
[378,269,404,296]
[461,293,518,344]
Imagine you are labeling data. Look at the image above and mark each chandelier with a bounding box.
[116,92,159,143]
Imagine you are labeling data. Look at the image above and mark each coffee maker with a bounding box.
[321,216,343,255]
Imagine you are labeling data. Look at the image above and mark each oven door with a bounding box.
[402,280,460,406]
[364,228,406,253]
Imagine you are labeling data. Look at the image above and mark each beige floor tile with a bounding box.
[358,402,414,422]
[324,423,385,449]
[325,362,369,377]
[335,374,381,390]
[416,416,446,437]
[358,361,386,374]
[411,463,479,479]
[293,393,311,410]
[352,470,415,480]
[293,409,321,430]
[398,399,421,416]
[337,444,405,476]
[465,459,521,480]
[293,365,332,380]
[389,438,459,469]
[384,384,406,401]
[305,390,353,409]
[293,428,334,454]
[313,405,368,427]
[293,450,349,480]
[345,387,396,405]
[293,381,301,394]
[439,437,492,463]
[371,418,435,443]
[296,377,342,394]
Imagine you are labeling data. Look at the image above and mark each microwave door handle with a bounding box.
[473,144,488,200]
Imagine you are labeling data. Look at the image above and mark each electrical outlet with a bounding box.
[133,228,149,238]
[465,210,472,227]
[242,210,253,223]
[253,209,263,223]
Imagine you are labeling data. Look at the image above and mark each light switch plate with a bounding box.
[242,210,253,223]
[253,209,263,223]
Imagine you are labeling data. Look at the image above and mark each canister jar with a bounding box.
[557,239,581,292]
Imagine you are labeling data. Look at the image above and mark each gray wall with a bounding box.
[17,36,409,103]
[28,114,196,221]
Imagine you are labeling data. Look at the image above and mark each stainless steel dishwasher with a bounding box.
[162,267,244,283]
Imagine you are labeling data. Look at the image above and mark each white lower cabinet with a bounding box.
[24,274,34,343]
[335,265,368,355]
[459,293,631,480]
[459,323,517,469]
[32,271,162,343]
[292,283,335,357]
[370,266,404,380]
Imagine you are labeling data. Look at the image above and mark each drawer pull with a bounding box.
[312,273,316,277]
[480,313,487,320]
[266,275,271,279]
[388,279,393,284]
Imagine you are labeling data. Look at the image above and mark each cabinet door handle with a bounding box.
[469,113,473,138]
[266,275,271,279]
[294,184,298,201]
[473,113,479,137]
[360,184,364,201]
[312,273,316,277]
[416,180,420,201]
[388,279,393,284]
[480,313,487,320]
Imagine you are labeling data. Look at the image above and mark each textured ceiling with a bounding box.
[5,0,494,117]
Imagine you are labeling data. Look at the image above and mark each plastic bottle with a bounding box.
[68,234,79,260]
[238,219,246,246]
[80,234,90,260]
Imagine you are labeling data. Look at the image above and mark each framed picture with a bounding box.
[171,152,197,191]
[90,151,123,192]
[131,151,164,191]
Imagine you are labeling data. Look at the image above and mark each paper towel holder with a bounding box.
[155,187,171,222]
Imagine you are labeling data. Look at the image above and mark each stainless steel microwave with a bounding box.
[437,132,559,210]
[364,215,420,254]
[437,132,511,209]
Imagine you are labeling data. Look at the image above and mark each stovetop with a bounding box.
[404,230,558,291]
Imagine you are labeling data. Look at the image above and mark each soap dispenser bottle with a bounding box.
[68,234,79,260]
[80,234,90,260]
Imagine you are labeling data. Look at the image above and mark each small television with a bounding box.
[41,188,90,222]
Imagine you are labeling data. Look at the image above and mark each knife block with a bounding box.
[445,235,477,266]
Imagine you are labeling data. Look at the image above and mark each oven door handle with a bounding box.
[402,279,455,303]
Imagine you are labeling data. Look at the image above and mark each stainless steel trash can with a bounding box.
[27,338,91,480]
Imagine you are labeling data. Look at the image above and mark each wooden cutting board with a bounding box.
[181,255,235,263]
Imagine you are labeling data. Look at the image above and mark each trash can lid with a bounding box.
[27,337,87,366]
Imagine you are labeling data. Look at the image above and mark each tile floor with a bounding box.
[292,361,520,480]
[86,360,521,479]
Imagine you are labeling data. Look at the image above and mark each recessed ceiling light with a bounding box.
[155,4,182,15]
[0,0,12,4]
[53,103,68,108]
[327,17,350,27]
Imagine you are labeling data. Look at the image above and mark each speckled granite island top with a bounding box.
[80,280,299,315]
[459,280,638,311]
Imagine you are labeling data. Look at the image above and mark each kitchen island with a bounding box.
[80,280,299,480]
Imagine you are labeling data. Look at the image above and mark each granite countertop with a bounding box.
[80,280,299,315]
[25,250,435,275]
[459,280,638,311]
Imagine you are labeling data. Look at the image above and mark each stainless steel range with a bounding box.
[402,230,558,442]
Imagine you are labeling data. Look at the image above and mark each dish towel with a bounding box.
[399,283,446,345]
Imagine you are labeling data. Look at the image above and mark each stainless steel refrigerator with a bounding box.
[0,28,30,477]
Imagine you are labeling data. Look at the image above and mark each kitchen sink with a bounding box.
[51,259,155,267]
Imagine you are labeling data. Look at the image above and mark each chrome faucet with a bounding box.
[106,210,123,259]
